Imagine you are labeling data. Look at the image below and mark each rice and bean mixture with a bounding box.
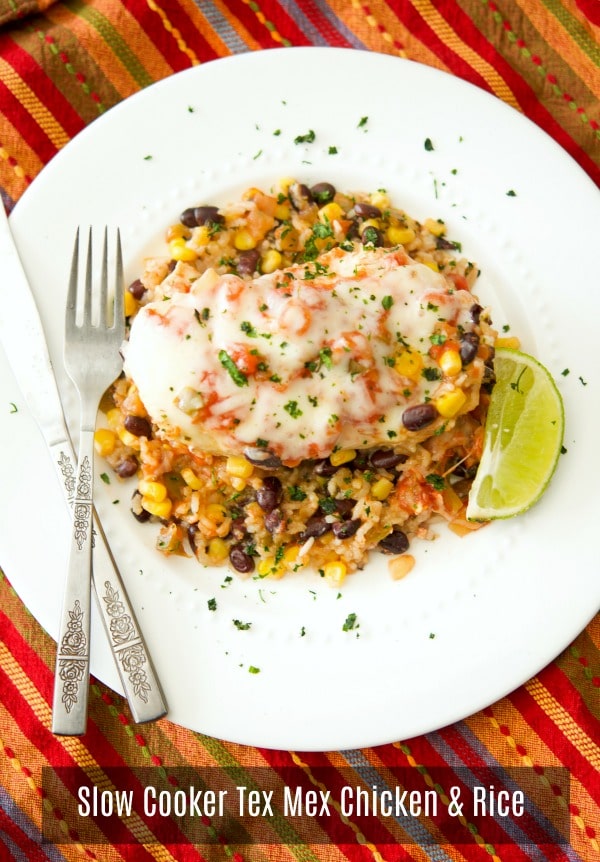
[96,178,500,585]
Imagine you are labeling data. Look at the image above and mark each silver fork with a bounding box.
[52,228,126,735]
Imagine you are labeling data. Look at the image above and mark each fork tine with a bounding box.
[66,227,80,320]
[99,227,109,328]
[83,226,93,326]
[113,228,125,337]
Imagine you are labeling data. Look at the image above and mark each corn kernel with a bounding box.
[361,217,381,231]
[192,225,211,247]
[141,497,172,519]
[166,223,189,242]
[386,226,415,246]
[233,229,257,251]
[370,191,390,210]
[330,448,357,467]
[260,249,283,274]
[226,456,254,479]
[424,217,446,237]
[318,202,344,224]
[105,408,122,430]
[277,177,295,195]
[124,291,138,318]
[181,467,202,490]
[94,428,116,457]
[495,336,521,350]
[118,428,140,449]
[439,349,462,377]
[138,479,168,503]
[275,203,291,221]
[169,238,197,261]
[422,259,439,272]
[323,560,347,587]
[257,556,277,578]
[371,478,394,500]
[435,388,467,418]
[230,477,247,492]
[208,537,229,563]
[394,349,424,382]
[283,545,300,565]
[206,503,228,524]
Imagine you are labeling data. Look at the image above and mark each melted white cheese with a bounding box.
[123,245,479,464]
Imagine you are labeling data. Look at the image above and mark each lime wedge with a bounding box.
[466,348,564,521]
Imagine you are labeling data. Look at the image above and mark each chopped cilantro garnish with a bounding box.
[289,486,307,501]
[233,619,252,630]
[240,320,257,337]
[207,598,217,612]
[382,295,394,311]
[424,137,434,151]
[248,666,260,674]
[294,129,315,144]
[219,350,248,387]
[284,400,303,418]
[426,473,445,490]
[342,613,358,631]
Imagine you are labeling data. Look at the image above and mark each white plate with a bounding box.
[1,48,599,751]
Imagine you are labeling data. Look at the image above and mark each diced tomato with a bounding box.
[447,272,469,291]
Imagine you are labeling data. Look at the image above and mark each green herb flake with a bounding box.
[9,402,17,414]
[248,665,261,674]
[284,400,303,419]
[328,145,338,154]
[342,612,359,632]
[426,473,445,491]
[100,473,110,485]
[382,295,394,311]
[358,116,368,128]
[294,129,316,144]
[207,598,217,612]
[233,619,252,631]
[219,350,248,387]
[506,189,517,197]
[289,486,307,502]
[240,320,257,337]
[424,137,434,151]
[561,368,570,377]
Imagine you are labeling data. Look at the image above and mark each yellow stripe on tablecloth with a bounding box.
[512,0,600,95]
[0,642,181,859]
[0,57,70,149]
[411,0,521,108]
[524,677,600,770]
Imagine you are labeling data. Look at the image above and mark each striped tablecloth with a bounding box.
[1,2,598,860]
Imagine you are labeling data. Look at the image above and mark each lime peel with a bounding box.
[466,348,564,521]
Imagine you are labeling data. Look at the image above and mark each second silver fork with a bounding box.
[52,228,126,736]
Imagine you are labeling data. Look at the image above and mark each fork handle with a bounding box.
[48,433,167,726]
[52,427,94,735]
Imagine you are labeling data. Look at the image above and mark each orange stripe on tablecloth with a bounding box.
[45,1,172,97]
[511,0,600,95]
[0,56,70,149]
[144,0,200,65]
[586,614,600,651]
[0,642,188,858]
[409,0,520,108]
[177,0,231,57]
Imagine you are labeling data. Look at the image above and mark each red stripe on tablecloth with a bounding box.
[0,806,52,862]
[284,0,357,48]
[0,77,58,163]
[0,616,208,858]
[574,0,600,25]
[234,1,310,47]
[508,686,599,799]
[536,662,600,745]
[117,0,196,69]
[0,36,85,137]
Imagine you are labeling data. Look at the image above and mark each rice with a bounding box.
[97,179,495,585]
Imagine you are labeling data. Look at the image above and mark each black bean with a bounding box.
[131,490,150,522]
[332,518,361,539]
[470,303,483,324]
[361,225,383,247]
[334,498,357,518]
[435,236,459,251]
[313,458,339,477]
[402,403,438,431]
[289,183,313,210]
[229,517,249,542]
[310,182,336,204]
[459,332,480,365]
[237,248,260,276]
[369,450,407,470]
[180,205,224,227]
[128,278,146,301]
[354,202,381,219]
[229,544,255,574]
[187,524,199,549]
[124,415,152,438]
[378,528,409,555]
[264,509,283,534]
[116,457,138,478]
[243,447,282,469]
[299,516,331,541]
[256,476,283,511]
